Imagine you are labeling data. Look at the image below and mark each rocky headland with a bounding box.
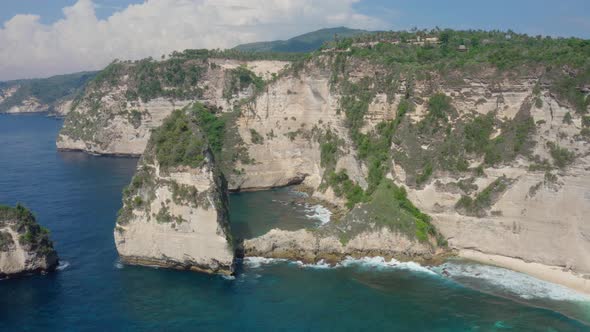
[114,106,235,275]
[55,31,590,286]
[0,204,59,278]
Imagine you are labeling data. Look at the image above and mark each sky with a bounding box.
[0,0,589,81]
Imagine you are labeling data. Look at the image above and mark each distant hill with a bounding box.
[234,27,372,53]
[0,71,97,113]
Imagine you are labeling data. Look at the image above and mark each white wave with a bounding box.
[291,259,332,269]
[339,256,437,275]
[243,257,287,268]
[435,262,590,302]
[243,255,435,275]
[304,204,332,225]
[114,260,124,269]
[289,190,309,198]
[56,261,70,271]
[222,275,236,280]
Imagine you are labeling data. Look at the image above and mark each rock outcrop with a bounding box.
[244,179,442,262]
[114,107,234,275]
[0,204,59,278]
[58,35,590,276]
[57,56,289,155]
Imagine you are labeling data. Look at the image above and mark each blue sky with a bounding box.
[353,0,590,38]
[1,0,589,80]
[2,0,589,38]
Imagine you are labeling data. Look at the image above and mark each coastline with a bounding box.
[459,249,590,296]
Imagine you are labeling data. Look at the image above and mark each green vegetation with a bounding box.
[169,48,305,62]
[223,65,265,100]
[325,170,367,209]
[322,29,590,114]
[563,112,573,124]
[455,176,511,217]
[149,103,232,169]
[0,204,55,254]
[155,205,185,224]
[419,93,456,132]
[319,129,341,170]
[0,231,14,251]
[0,71,97,112]
[151,109,207,169]
[191,103,226,156]
[547,142,575,168]
[334,179,441,245]
[249,129,264,144]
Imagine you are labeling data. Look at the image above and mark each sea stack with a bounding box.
[0,204,59,278]
[114,106,234,275]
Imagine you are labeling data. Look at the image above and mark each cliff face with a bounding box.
[230,55,590,273]
[57,57,289,155]
[0,205,58,278]
[403,91,590,272]
[114,108,234,275]
[57,40,590,273]
[0,71,95,115]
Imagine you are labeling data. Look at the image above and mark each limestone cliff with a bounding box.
[229,52,590,274]
[0,204,59,278]
[58,33,590,275]
[57,54,289,155]
[114,107,234,275]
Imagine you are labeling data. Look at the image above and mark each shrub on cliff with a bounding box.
[151,110,206,169]
[547,142,575,169]
[0,204,55,255]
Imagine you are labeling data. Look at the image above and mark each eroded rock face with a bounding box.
[403,95,590,272]
[114,109,234,275]
[58,50,590,273]
[0,205,58,278]
[57,58,289,155]
[244,227,435,263]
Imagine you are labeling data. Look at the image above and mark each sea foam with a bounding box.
[304,204,332,225]
[339,256,437,275]
[56,261,70,271]
[435,262,590,302]
[243,257,287,268]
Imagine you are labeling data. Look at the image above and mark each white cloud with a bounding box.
[0,0,385,80]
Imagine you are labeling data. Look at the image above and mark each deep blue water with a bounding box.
[0,113,589,331]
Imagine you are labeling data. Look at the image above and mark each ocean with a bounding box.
[0,113,588,331]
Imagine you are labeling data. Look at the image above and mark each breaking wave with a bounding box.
[304,204,332,225]
[56,261,70,271]
[244,256,435,275]
[243,257,287,268]
[339,256,437,275]
[433,262,590,302]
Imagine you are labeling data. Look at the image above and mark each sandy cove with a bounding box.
[460,249,590,296]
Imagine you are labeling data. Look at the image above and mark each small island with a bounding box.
[0,204,58,278]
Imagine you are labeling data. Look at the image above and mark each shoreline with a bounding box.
[459,249,590,296]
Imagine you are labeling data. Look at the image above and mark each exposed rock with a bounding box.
[244,228,436,263]
[0,71,95,114]
[0,204,58,278]
[57,58,289,155]
[114,108,234,275]
[4,97,49,114]
[58,48,590,277]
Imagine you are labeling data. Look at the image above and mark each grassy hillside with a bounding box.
[0,71,97,112]
[234,27,372,53]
